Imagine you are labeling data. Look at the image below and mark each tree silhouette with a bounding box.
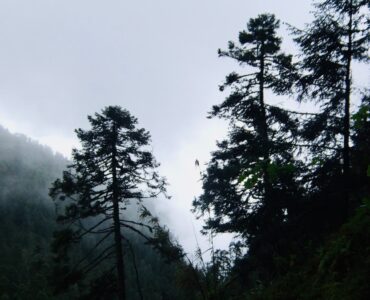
[50,106,168,300]
[292,0,370,220]
[193,14,302,283]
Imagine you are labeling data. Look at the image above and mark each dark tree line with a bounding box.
[193,0,369,298]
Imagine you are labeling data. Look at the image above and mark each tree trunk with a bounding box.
[112,123,126,300]
[258,45,271,200]
[343,0,353,220]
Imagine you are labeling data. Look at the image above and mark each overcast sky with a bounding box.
[1,0,366,255]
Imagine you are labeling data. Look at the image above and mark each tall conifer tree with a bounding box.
[292,0,369,220]
[193,14,301,281]
[50,106,167,300]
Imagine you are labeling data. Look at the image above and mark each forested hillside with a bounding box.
[0,126,67,298]
[0,125,193,300]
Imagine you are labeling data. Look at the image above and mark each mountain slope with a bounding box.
[0,126,192,300]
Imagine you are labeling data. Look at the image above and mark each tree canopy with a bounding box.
[50,106,172,300]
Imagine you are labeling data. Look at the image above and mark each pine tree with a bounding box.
[193,14,301,282]
[292,0,369,221]
[50,106,168,300]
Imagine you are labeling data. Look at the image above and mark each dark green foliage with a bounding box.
[193,14,303,285]
[291,0,370,222]
[196,13,299,234]
[49,106,185,299]
[293,0,369,106]
[245,197,370,300]
[193,2,370,299]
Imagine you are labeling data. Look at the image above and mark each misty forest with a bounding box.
[0,0,369,299]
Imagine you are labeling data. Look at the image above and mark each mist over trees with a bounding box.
[0,0,369,299]
[50,106,180,299]
[0,125,192,300]
[0,126,67,298]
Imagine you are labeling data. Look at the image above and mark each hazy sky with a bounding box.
[1,0,363,254]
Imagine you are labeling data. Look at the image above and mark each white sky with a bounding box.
[0,0,367,256]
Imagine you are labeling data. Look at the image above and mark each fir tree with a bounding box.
[50,106,168,300]
[193,14,301,282]
[292,0,370,220]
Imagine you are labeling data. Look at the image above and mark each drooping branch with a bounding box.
[81,244,116,275]
[120,219,153,232]
[76,217,112,239]
[72,230,114,271]
[120,223,152,243]
[265,104,320,116]
[291,143,341,151]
